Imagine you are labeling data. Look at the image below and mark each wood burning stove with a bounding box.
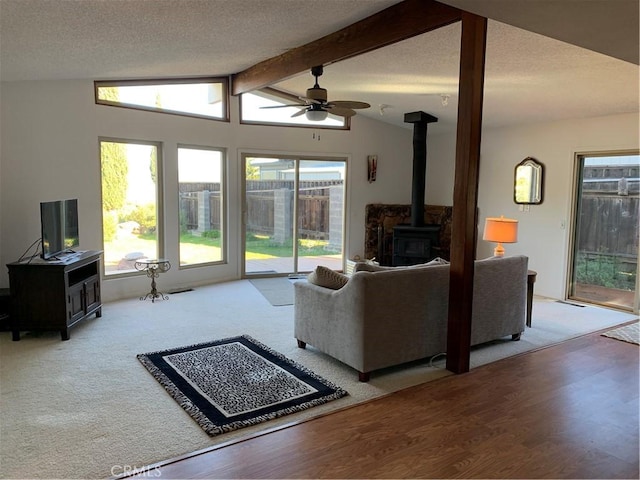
[392,224,440,266]
[392,111,440,267]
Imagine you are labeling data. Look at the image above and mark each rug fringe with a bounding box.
[137,335,348,436]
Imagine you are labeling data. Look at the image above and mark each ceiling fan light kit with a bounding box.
[306,109,328,121]
[261,65,370,121]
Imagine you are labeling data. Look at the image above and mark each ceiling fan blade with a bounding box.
[298,96,322,105]
[260,104,307,109]
[290,108,308,118]
[327,100,370,110]
[326,106,357,117]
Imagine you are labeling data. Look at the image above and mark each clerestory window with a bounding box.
[95,77,229,121]
[240,88,348,129]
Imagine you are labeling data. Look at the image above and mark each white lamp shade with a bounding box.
[305,109,328,121]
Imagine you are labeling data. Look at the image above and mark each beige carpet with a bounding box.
[601,321,639,345]
[0,282,637,479]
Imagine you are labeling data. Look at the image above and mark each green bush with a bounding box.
[102,211,117,242]
[202,229,220,239]
[575,253,635,291]
[179,214,188,235]
[123,204,156,233]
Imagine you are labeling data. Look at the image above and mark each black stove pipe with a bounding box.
[404,111,438,227]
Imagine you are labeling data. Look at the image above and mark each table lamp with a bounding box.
[483,216,518,257]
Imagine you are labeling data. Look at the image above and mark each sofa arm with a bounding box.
[471,255,528,344]
[294,276,368,370]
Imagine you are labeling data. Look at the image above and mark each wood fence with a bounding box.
[298,190,330,239]
[578,194,638,255]
[179,192,222,231]
[576,189,638,289]
[179,180,342,238]
[245,190,274,235]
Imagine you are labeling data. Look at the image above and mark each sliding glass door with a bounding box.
[569,153,639,312]
[242,154,345,276]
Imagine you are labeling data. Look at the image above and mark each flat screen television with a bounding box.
[40,199,80,260]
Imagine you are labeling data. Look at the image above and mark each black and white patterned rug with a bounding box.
[137,335,348,436]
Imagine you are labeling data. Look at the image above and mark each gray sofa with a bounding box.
[294,255,528,381]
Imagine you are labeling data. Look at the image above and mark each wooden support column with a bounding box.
[446,12,487,374]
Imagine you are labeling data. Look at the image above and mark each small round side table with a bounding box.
[134,259,171,302]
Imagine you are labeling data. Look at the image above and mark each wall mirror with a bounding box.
[514,157,544,204]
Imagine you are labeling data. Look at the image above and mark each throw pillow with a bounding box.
[307,265,349,290]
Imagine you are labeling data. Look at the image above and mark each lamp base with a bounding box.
[493,243,505,257]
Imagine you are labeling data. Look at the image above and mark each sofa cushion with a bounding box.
[307,265,349,289]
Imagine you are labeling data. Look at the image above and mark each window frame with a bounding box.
[239,87,350,130]
[567,149,640,312]
[241,151,348,277]
[177,144,228,269]
[94,77,230,122]
[99,137,164,278]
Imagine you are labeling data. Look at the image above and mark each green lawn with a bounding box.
[244,233,338,258]
[104,232,339,272]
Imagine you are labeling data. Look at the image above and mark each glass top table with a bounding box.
[134,259,171,302]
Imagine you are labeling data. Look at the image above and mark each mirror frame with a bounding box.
[514,157,544,205]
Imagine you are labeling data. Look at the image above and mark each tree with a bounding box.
[98,85,119,102]
[149,145,157,185]
[101,141,128,212]
[99,88,128,212]
[246,161,260,180]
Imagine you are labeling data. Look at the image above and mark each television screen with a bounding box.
[40,199,79,259]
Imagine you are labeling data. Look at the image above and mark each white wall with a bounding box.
[3,80,636,303]
[1,80,101,288]
[0,80,413,301]
[427,112,640,299]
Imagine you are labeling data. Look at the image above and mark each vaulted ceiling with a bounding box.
[1,0,637,133]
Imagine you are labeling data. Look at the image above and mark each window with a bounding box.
[95,78,229,121]
[569,152,639,311]
[243,154,346,276]
[240,88,348,129]
[100,139,162,276]
[178,146,226,267]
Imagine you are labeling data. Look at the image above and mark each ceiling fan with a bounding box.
[262,65,370,121]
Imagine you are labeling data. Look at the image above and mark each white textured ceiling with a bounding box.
[0,0,637,132]
[0,0,398,81]
[276,19,639,132]
[441,0,639,65]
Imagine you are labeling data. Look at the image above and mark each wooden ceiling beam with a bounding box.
[231,0,462,95]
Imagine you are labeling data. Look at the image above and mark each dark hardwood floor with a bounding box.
[129,325,639,479]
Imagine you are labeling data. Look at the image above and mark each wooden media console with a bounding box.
[7,250,102,341]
